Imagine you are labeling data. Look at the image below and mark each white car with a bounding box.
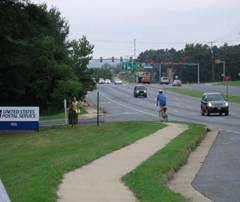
[114,79,122,85]
[160,77,170,84]
[105,79,111,84]
[172,79,182,86]
[98,78,105,84]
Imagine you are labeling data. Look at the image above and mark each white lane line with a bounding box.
[100,93,158,118]
[226,129,233,133]
[100,101,111,105]
[233,131,240,134]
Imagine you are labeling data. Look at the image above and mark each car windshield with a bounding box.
[207,94,224,101]
[136,86,146,90]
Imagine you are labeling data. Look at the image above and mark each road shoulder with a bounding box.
[168,128,219,202]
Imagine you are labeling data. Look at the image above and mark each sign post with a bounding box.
[224,75,231,100]
[97,91,100,126]
[215,59,226,81]
[64,99,68,125]
[0,107,39,131]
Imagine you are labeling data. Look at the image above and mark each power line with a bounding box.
[91,39,240,45]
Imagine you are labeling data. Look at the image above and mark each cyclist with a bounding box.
[156,89,167,122]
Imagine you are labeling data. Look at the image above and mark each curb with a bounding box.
[168,128,219,202]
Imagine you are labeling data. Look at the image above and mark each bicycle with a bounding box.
[159,106,168,122]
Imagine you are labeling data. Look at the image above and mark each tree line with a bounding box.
[0,0,95,113]
[137,43,240,83]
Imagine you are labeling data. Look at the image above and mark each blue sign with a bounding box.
[0,107,39,131]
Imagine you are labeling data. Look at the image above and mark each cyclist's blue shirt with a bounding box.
[157,93,167,106]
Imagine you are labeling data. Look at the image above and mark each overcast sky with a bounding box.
[31,0,240,59]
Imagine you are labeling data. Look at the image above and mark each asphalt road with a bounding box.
[87,83,240,202]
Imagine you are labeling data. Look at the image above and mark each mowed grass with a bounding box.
[0,121,164,202]
[123,123,205,202]
[166,88,240,104]
[217,80,240,86]
[40,107,87,121]
[166,88,203,97]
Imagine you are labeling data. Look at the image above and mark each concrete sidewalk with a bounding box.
[57,123,187,202]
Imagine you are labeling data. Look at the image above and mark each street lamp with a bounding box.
[215,59,231,100]
[215,59,225,81]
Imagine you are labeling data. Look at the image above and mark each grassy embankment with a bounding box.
[166,88,240,104]
[40,107,87,121]
[217,80,240,86]
[123,123,206,202]
[0,121,164,202]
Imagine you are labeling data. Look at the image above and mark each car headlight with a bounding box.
[225,102,229,107]
[144,90,146,93]
[208,102,212,107]
[136,90,139,93]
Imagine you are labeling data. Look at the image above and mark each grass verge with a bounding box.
[0,121,164,202]
[40,107,87,121]
[166,88,240,104]
[123,123,206,202]
[166,88,203,98]
[217,80,240,86]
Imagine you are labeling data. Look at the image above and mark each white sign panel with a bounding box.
[144,65,153,69]
[0,107,39,122]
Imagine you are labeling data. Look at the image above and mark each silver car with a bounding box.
[201,92,229,116]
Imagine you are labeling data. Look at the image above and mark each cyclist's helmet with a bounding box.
[159,89,163,93]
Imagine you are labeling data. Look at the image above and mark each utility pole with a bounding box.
[159,63,162,82]
[133,38,136,59]
[208,41,216,81]
[97,91,99,126]
[197,63,200,84]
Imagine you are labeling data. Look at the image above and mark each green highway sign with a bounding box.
[122,61,137,70]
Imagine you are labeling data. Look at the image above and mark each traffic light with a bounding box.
[120,56,123,62]
[100,57,103,62]
[112,56,114,62]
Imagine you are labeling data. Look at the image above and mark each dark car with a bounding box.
[201,92,229,116]
[134,85,147,98]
